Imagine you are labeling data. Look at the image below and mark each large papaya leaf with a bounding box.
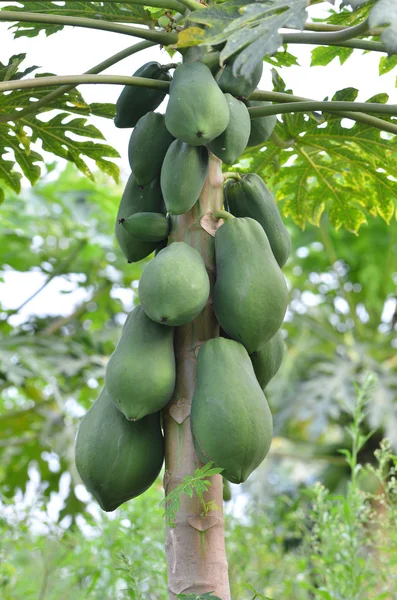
[1,1,154,38]
[0,56,119,200]
[179,0,307,81]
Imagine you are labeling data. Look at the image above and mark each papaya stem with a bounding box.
[0,40,155,124]
[213,210,234,222]
[286,18,370,43]
[162,63,179,71]
[0,11,178,45]
[249,100,397,119]
[0,74,170,94]
[223,172,241,181]
[175,0,206,10]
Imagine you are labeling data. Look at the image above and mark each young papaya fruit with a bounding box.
[120,212,170,242]
[105,306,175,421]
[250,329,285,390]
[191,338,273,483]
[139,242,210,326]
[217,58,263,99]
[224,173,291,267]
[223,477,232,502]
[213,217,288,353]
[165,62,229,146]
[208,94,251,165]
[75,388,164,512]
[160,140,209,214]
[128,112,174,186]
[115,62,171,129]
[115,174,164,263]
[247,101,277,146]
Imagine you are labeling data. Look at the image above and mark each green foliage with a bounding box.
[179,0,307,81]
[162,463,223,527]
[0,54,119,200]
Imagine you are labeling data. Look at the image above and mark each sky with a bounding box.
[0,0,396,321]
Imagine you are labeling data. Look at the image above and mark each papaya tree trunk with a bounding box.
[163,153,231,599]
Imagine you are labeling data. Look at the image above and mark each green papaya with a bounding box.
[213,217,288,353]
[224,173,291,267]
[105,305,175,421]
[120,212,170,243]
[115,174,164,263]
[165,62,229,146]
[223,477,232,502]
[247,101,277,147]
[208,94,251,165]
[160,140,209,214]
[191,338,273,483]
[139,242,210,326]
[128,112,174,186]
[75,388,164,512]
[115,62,171,129]
[250,329,285,390]
[217,59,263,99]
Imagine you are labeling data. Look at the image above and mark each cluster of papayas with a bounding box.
[75,55,289,510]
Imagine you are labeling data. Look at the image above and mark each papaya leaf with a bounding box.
[311,46,354,67]
[181,0,307,81]
[379,53,397,75]
[368,0,397,54]
[1,1,154,39]
[234,102,397,233]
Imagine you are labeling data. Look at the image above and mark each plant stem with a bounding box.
[213,209,234,221]
[248,100,397,118]
[0,74,171,94]
[281,32,384,53]
[249,90,397,136]
[175,0,206,10]
[0,11,178,45]
[0,40,155,124]
[303,22,384,36]
[223,172,241,181]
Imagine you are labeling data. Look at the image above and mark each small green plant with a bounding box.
[162,462,223,527]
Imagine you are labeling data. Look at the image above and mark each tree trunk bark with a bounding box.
[163,153,231,599]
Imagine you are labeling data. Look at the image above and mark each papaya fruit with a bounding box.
[139,242,210,326]
[120,212,170,243]
[115,174,164,263]
[105,305,176,421]
[247,101,277,147]
[223,477,232,502]
[213,217,288,353]
[191,338,273,483]
[115,62,171,129]
[165,62,229,146]
[208,94,251,165]
[217,59,263,99]
[224,173,291,267]
[250,329,285,390]
[160,140,209,214]
[128,112,174,186]
[75,388,164,512]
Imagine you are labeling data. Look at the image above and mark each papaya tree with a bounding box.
[1,0,397,598]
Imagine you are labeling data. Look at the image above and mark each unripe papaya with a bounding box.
[139,242,210,326]
[191,338,273,483]
[223,477,232,502]
[115,62,171,129]
[217,59,263,99]
[247,101,277,146]
[75,388,164,512]
[105,306,175,421]
[250,329,285,390]
[165,62,229,146]
[120,212,170,242]
[208,94,251,165]
[213,217,288,353]
[160,140,209,214]
[128,112,174,186]
[224,173,291,267]
[115,174,164,263]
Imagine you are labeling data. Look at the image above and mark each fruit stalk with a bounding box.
[163,153,231,599]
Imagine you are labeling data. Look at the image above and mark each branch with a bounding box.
[249,90,397,136]
[282,32,385,53]
[0,11,178,45]
[175,0,205,10]
[0,40,155,124]
[0,74,171,93]
[248,100,397,118]
[304,22,384,36]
